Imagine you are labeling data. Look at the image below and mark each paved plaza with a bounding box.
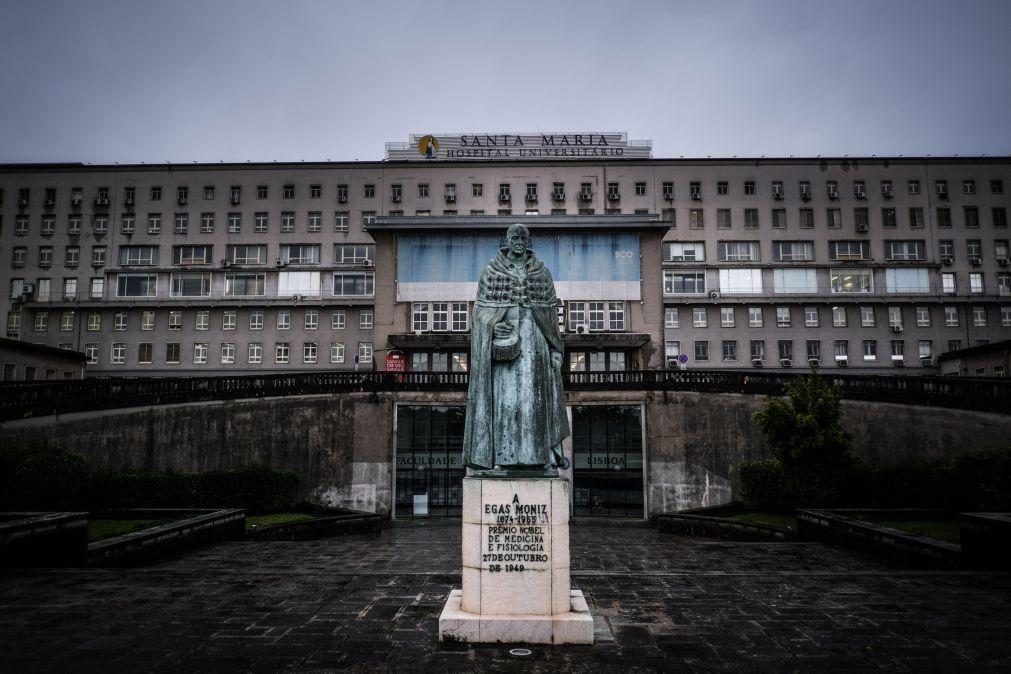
[1,518,1010,672]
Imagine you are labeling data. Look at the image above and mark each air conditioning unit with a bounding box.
[177,197,188,206]
[391,195,401,203]
[575,324,589,334]
[836,357,849,367]
[362,259,373,267]
[553,192,565,202]
[690,191,702,201]
[827,189,839,200]
[445,194,456,203]
[882,188,893,198]
[998,258,1009,266]
[663,191,674,201]
[579,191,592,201]
[751,358,764,367]
[230,196,241,205]
[856,223,869,233]
[969,257,981,266]
[808,358,821,367]
[780,358,792,367]
[338,195,348,203]
[893,359,905,367]
[891,324,903,333]
[773,192,783,200]
[22,283,34,296]
[17,197,29,207]
[275,258,286,266]
[666,357,678,369]
[526,194,538,202]
[124,196,134,206]
[221,260,232,268]
[95,197,110,206]
[800,192,811,201]
[855,189,866,199]
[71,195,82,206]
[499,194,512,202]
[608,192,620,201]
[292,294,303,302]
[942,256,953,266]
[920,357,934,367]
[709,291,721,299]
[44,198,55,207]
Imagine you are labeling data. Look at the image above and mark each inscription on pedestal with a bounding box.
[483,494,550,571]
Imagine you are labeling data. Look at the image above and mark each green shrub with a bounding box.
[950,448,1011,511]
[10,446,92,511]
[739,459,788,511]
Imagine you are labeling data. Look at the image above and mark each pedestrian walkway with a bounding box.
[1,518,1009,671]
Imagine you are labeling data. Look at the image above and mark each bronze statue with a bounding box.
[462,224,570,473]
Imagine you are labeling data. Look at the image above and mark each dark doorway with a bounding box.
[395,405,465,517]
[571,405,644,517]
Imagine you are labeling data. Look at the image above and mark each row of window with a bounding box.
[21,307,374,334]
[660,206,1008,230]
[84,340,373,367]
[7,178,1002,209]
[666,338,952,365]
[663,268,1011,296]
[663,305,1011,329]
[663,239,1011,263]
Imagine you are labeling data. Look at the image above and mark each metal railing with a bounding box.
[1,370,1008,421]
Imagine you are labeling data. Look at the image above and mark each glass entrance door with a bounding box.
[395,405,465,517]
[572,405,644,517]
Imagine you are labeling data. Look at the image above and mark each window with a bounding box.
[689,209,703,229]
[218,310,236,331]
[944,305,959,327]
[329,342,345,364]
[777,341,793,362]
[903,179,919,196]
[663,242,705,262]
[173,245,213,265]
[279,244,321,265]
[961,180,976,196]
[86,311,101,331]
[199,185,214,201]
[59,310,75,332]
[935,180,949,198]
[998,241,1011,263]
[881,208,897,228]
[119,245,159,266]
[939,239,955,261]
[225,244,266,265]
[942,272,956,294]
[200,212,215,233]
[776,307,791,327]
[332,272,374,296]
[863,340,877,361]
[719,269,763,294]
[1002,306,1011,327]
[830,268,873,293]
[937,207,952,228]
[711,181,726,196]
[170,273,210,297]
[190,343,206,364]
[587,303,606,331]
[947,339,962,353]
[499,183,511,201]
[885,240,925,261]
[966,239,982,262]
[665,307,679,329]
[6,311,21,337]
[526,183,539,201]
[748,306,763,327]
[227,213,241,233]
[854,208,869,230]
[860,306,876,327]
[83,343,99,365]
[194,310,209,331]
[65,246,80,267]
[249,310,263,330]
[888,306,903,329]
[334,211,349,233]
[303,211,321,233]
[12,247,26,267]
[116,274,157,297]
[661,208,675,224]
[224,273,265,296]
[33,311,48,332]
[89,277,104,299]
[744,209,759,229]
[716,209,731,229]
[445,183,457,201]
[281,212,295,233]
[663,270,705,294]
[230,186,241,204]
[15,216,29,236]
[854,181,867,199]
[358,342,373,364]
[998,273,1011,296]
[694,341,709,361]
[664,340,681,362]
[992,179,1005,195]
[969,272,983,294]
[331,310,346,330]
[93,215,109,235]
[111,343,126,365]
[359,309,374,330]
[173,213,188,234]
[276,310,291,330]
[718,241,759,261]
[807,340,821,361]
[334,244,374,264]
[452,303,469,331]
[829,240,870,261]
[303,342,318,364]
[833,340,849,362]
[798,208,814,229]
[771,181,784,198]
[750,340,766,362]
[964,206,980,228]
[771,209,786,229]
[690,182,701,199]
[63,278,78,300]
[216,343,235,365]
[274,342,290,364]
[692,306,707,328]
[361,211,376,229]
[720,306,735,328]
[632,181,646,197]
[918,340,932,360]
[41,215,55,237]
[772,241,814,261]
[722,340,737,362]
[826,181,839,198]
[832,306,847,327]
[972,306,987,327]
[826,208,841,229]
[804,306,819,327]
[743,181,755,196]
[254,212,269,233]
[166,310,182,330]
[661,182,674,200]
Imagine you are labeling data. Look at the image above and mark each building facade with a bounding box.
[2,135,1010,377]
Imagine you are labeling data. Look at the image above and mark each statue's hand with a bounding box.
[494,323,513,339]
[551,351,562,369]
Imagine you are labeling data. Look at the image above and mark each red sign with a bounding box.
[386,351,405,372]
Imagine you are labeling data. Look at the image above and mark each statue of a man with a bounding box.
[463,224,570,472]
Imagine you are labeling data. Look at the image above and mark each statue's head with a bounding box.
[505,223,530,256]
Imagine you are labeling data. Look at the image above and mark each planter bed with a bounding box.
[960,513,1011,570]
[655,502,794,541]
[0,512,88,567]
[245,505,382,541]
[88,508,245,567]
[796,509,962,569]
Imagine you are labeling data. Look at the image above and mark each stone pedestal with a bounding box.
[438,476,594,645]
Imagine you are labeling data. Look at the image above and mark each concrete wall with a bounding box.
[3,390,1009,518]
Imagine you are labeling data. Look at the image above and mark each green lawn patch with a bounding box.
[728,512,797,530]
[877,520,961,545]
[88,518,175,543]
[246,512,317,530]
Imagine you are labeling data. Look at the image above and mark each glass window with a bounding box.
[804,306,819,327]
[829,240,870,261]
[692,307,707,328]
[116,274,157,297]
[330,342,345,364]
[332,273,374,296]
[885,240,925,261]
[718,268,763,294]
[332,310,346,329]
[860,306,875,327]
[832,306,847,327]
[170,273,211,297]
[248,343,262,364]
[663,271,706,294]
[717,241,760,261]
[772,241,814,261]
[885,268,930,293]
[773,269,817,294]
[944,306,959,327]
[748,307,763,327]
[305,309,319,330]
[663,242,705,262]
[942,272,956,294]
[830,269,873,293]
[720,306,735,328]
[776,307,790,327]
[224,273,265,296]
[722,340,737,361]
[665,307,680,329]
[274,343,289,364]
[249,310,264,330]
[863,340,877,361]
[694,341,709,361]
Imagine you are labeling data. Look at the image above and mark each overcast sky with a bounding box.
[1,0,1009,164]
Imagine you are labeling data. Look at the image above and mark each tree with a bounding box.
[752,370,855,506]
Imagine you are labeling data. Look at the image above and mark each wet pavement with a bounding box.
[1,518,1010,672]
